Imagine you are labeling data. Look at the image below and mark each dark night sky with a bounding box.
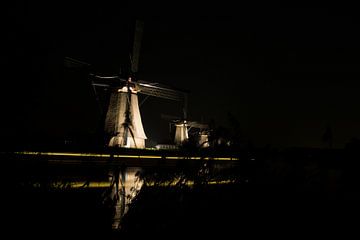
[3,1,360,148]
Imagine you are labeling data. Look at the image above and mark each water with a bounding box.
[5,149,358,238]
[107,167,144,229]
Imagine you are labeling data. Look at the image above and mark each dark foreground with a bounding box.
[3,147,360,239]
[120,185,360,238]
[4,183,360,239]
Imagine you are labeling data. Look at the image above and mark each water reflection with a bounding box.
[107,167,144,229]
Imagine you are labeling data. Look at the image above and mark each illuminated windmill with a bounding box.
[90,20,188,148]
[161,114,210,147]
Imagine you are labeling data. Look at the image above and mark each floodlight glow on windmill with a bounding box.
[90,20,188,149]
[65,20,210,149]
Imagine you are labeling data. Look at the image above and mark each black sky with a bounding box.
[3,2,360,148]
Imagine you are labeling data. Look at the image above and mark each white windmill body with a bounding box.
[199,131,210,148]
[174,121,189,145]
[105,84,147,148]
[161,114,210,147]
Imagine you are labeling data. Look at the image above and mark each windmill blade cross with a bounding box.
[90,73,128,88]
[187,122,209,129]
[64,57,91,68]
[90,74,120,79]
[92,83,111,87]
[137,81,187,101]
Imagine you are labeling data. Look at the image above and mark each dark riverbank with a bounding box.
[3,146,360,239]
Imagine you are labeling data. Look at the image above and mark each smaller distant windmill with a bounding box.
[161,114,210,147]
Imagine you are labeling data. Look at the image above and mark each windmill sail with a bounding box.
[131,20,144,74]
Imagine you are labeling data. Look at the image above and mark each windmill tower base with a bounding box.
[105,86,147,149]
[109,135,145,148]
